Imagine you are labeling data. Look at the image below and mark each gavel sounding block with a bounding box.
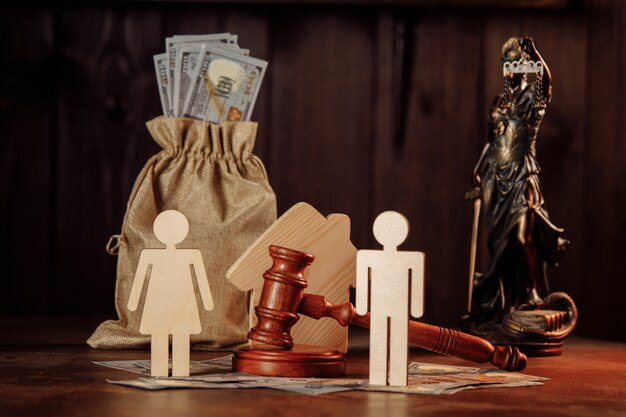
[226,202,357,353]
[234,344,346,377]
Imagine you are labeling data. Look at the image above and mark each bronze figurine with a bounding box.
[462,37,577,355]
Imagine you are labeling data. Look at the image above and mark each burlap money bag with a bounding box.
[87,117,276,350]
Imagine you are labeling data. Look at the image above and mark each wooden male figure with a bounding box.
[127,210,213,377]
[356,211,424,386]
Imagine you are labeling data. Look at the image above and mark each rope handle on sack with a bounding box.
[106,234,122,255]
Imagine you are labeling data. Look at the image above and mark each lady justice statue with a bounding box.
[462,37,577,355]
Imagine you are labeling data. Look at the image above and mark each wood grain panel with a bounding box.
[54,7,162,313]
[373,12,482,326]
[583,0,626,340]
[268,10,375,248]
[0,10,55,314]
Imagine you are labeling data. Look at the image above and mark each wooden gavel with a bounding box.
[248,245,527,372]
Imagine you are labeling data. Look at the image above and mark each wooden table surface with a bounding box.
[1,316,626,417]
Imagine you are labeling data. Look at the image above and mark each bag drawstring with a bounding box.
[106,234,122,255]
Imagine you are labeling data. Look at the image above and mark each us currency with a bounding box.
[172,45,249,117]
[109,374,367,395]
[153,53,173,117]
[182,45,267,123]
[443,380,544,395]
[362,368,547,395]
[171,373,269,383]
[250,378,366,396]
[217,44,250,56]
[454,368,548,384]
[94,360,151,375]
[101,358,546,396]
[95,356,233,376]
[409,362,480,375]
[173,45,202,117]
[199,354,233,369]
[260,383,359,396]
[165,33,235,108]
[359,378,466,395]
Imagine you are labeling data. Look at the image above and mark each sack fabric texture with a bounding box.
[88,117,276,350]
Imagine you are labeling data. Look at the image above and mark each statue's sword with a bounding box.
[465,187,482,313]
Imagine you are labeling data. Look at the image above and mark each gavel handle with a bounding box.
[299,293,527,372]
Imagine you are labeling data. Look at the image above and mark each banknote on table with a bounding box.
[254,378,367,396]
[94,360,152,375]
[362,367,548,395]
[109,374,367,395]
[182,45,267,123]
[101,358,547,395]
[359,377,472,395]
[108,377,350,393]
[106,372,542,396]
[450,368,548,385]
[444,380,544,395]
[409,362,480,375]
[200,354,233,369]
[257,382,361,396]
[95,355,233,376]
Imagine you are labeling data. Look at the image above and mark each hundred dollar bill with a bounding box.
[408,362,480,375]
[94,360,151,375]
[95,356,233,376]
[198,354,233,369]
[173,33,238,45]
[173,46,202,117]
[222,45,249,56]
[182,45,267,123]
[172,373,270,383]
[108,374,543,395]
[443,380,544,395]
[360,381,456,395]
[360,370,546,395]
[153,53,173,116]
[458,368,548,383]
[262,383,358,396]
[109,374,366,395]
[102,358,545,396]
[251,377,366,395]
[172,45,248,117]
[165,33,234,107]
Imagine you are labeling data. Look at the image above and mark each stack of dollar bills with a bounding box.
[97,356,547,396]
[153,33,267,123]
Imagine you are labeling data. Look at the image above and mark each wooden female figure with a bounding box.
[468,38,569,325]
[127,210,213,377]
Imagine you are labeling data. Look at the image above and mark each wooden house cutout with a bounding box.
[226,202,356,353]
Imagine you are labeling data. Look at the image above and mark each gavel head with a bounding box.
[247,245,315,349]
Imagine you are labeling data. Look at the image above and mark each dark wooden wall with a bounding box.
[1,0,625,341]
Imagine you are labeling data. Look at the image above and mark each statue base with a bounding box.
[233,343,346,377]
[462,292,577,357]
